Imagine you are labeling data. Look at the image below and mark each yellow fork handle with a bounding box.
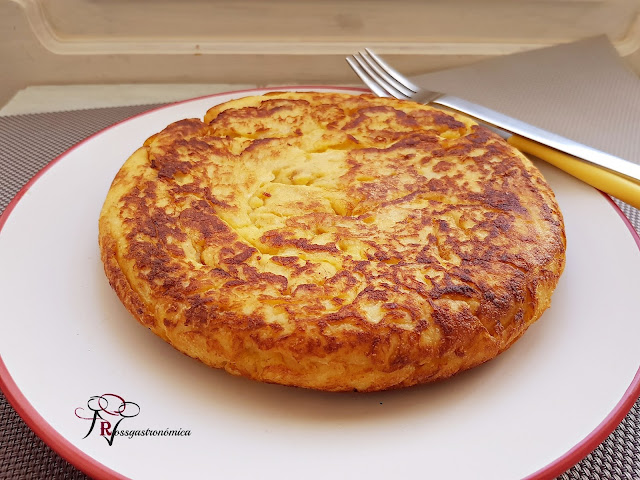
[508,135,640,210]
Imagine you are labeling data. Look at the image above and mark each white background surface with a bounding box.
[0,84,257,115]
[1,89,639,480]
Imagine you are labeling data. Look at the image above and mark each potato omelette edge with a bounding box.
[99,92,566,392]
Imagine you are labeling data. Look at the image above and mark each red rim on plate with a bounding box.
[1,86,639,480]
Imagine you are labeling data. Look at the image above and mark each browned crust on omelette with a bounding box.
[99,92,566,391]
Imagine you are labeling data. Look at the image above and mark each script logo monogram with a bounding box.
[75,394,140,446]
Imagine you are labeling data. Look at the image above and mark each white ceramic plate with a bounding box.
[1,87,639,480]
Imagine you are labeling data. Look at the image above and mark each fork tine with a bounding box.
[350,54,411,100]
[358,50,415,98]
[346,57,391,98]
[364,48,421,93]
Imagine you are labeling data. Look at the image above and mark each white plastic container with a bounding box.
[1,0,639,106]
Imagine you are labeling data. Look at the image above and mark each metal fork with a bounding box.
[346,49,640,193]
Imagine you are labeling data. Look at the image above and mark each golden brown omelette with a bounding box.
[99,91,566,392]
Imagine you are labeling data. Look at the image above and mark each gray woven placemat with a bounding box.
[0,105,639,480]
